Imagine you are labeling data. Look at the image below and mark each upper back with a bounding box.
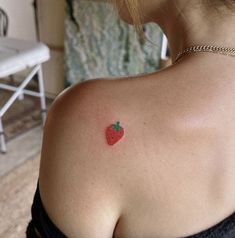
[109,63,235,237]
[39,58,235,237]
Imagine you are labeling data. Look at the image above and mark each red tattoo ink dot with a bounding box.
[106,121,124,145]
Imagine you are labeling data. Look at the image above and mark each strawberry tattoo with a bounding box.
[106,121,124,145]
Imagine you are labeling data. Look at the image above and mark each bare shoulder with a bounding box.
[37,71,193,237]
[38,77,137,238]
[39,68,235,238]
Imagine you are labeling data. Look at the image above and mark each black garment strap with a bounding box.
[26,220,39,237]
[27,183,67,238]
[186,211,235,238]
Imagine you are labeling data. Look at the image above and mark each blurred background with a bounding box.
[0,0,170,237]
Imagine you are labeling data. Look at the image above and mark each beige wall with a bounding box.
[0,0,36,40]
[37,0,65,97]
[0,0,65,97]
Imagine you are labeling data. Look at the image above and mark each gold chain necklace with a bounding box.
[174,45,235,64]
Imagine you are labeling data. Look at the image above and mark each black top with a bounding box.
[27,184,235,238]
[27,183,66,238]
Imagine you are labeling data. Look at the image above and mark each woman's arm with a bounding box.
[38,80,122,238]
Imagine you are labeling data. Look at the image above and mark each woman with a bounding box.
[27,0,235,237]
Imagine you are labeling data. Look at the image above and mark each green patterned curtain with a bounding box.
[65,0,163,86]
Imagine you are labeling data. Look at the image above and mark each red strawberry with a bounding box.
[106,121,124,145]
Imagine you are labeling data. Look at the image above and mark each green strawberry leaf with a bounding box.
[112,121,122,131]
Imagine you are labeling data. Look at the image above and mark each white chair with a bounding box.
[0,37,50,153]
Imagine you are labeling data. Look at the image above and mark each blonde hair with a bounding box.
[110,0,144,38]
[111,0,235,32]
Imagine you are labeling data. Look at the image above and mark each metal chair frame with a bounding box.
[0,64,47,153]
[0,8,48,153]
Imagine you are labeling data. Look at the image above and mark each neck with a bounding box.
[155,1,235,63]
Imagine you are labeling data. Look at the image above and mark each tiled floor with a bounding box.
[0,126,42,238]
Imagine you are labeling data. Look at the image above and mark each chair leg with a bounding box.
[0,118,6,153]
[37,65,47,127]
